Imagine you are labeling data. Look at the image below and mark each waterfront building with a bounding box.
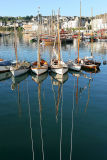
[0,21,3,26]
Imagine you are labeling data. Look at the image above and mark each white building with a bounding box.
[91,18,107,31]
[62,17,79,29]
[23,22,38,33]
[0,21,2,26]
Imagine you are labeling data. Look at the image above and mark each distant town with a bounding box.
[0,13,107,35]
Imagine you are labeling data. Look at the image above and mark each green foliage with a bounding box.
[0,15,33,23]
[88,25,92,30]
[0,26,23,32]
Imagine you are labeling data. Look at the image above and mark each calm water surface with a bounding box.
[0,34,107,160]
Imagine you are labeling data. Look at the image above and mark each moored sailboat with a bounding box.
[31,10,48,75]
[50,10,68,75]
[10,25,30,77]
[0,60,12,72]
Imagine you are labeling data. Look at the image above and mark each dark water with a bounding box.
[0,34,107,160]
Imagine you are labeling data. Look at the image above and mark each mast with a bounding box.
[57,9,61,63]
[14,24,18,65]
[91,8,93,57]
[37,7,41,68]
[78,0,81,64]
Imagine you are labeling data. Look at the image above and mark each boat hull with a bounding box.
[81,64,97,71]
[51,67,68,75]
[10,67,29,77]
[0,66,10,72]
[68,61,81,71]
[31,67,48,75]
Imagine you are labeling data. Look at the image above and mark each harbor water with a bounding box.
[0,34,107,160]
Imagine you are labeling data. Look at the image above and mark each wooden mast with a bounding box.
[91,8,93,57]
[37,8,40,68]
[14,24,18,65]
[78,0,81,64]
[57,9,61,64]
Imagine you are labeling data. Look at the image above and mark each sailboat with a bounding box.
[31,11,48,75]
[50,10,68,75]
[67,2,81,72]
[10,25,30,77]
[76,7,101,71]
[0,59,12,72]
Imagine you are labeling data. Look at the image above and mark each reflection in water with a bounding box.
[50,72,68,84]
[70,78,75,160]
[85,78,91,113]
[0,71,11,81]
[69,70,95,113]
[27,80,35,160]
[50,72,67,121]
[11,72,29,90]
[11,73,29,117]
[0,35,107,160]
[31,73,48,160]
[50,72,64,160]
[32,72,48,84]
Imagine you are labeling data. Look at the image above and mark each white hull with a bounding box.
[68,64,81,71]
[10,67,29,77]
[67,61,81,71]
[51,67,68,75]
[0,66,10,72]
[31,67,48,75]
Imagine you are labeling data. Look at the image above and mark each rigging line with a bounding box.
[38,83,44,160]
[60,82,63,160]
[51,77,57,111]
[70,78,75,160]
[27,80,35,160]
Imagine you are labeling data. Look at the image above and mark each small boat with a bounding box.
[40,37,55,46]
[31,14,48,75]
[51,59,68,75]
[67,60,81,71]
[0,60,12,72]
[82,56,101,67]
[81,62,98,71]
[50,11,68,75]
[31,59,48,75]
[10,25,30,77]
[10,61,30,77]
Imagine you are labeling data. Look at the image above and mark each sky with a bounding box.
[0,0,107,17]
